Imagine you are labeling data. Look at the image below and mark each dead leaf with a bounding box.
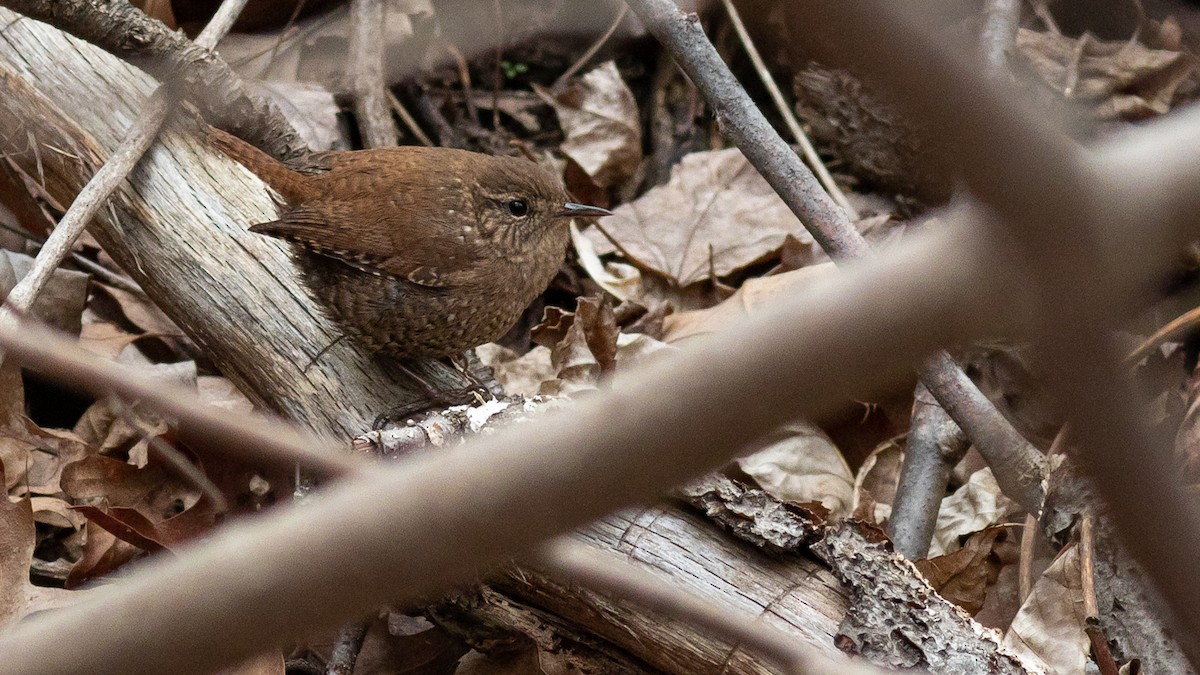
[79,321,142,360]
[29,496,86,530]
[0,476,33,627]
[2,250,89,335]
[737,422,854,517]
[662,262,835,345]
[535,61,641,189]
[66,524,139,588]
[475,344,555,398]
[852,437,905,524]
[929,468,1018,557]
[245,81,341,152]
[570,222,641,302]
[1003,544,1089,674]
[90,282,182,339]
[915,526,1007,614]
[586,148,822,286]
[1016,27,1194,119]
[60,454,190,516]
[0,461,84,627]
[575,295,618,376]
[132,0,177,28]
[197,376,255,415]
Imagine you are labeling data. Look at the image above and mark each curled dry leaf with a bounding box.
[737,421,854,518]
[929,468,1019,558]
[662,262,835,345]
[1002,544,1089,674]
[915,526,1008,615]
[535,61,642,190]
[587,148,824,287]
[1016,27,1194,119]
[476,344,555,398]
[852,437,905,524]
[0,463,83,627]
[570,222,641,302]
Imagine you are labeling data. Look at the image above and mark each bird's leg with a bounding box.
[373,357,474,429]
[449,351,497,400]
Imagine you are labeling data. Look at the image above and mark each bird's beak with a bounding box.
[556,202,613,219]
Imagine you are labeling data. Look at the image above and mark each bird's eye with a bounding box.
[506,199,529,217]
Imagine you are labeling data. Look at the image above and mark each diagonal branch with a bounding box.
[0,0,306,159]
[622,0,1046,514]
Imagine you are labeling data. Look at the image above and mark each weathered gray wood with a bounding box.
[0,9,414,438]
[435,506,852,674]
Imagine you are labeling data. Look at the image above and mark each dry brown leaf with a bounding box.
[14,419,91,495]
[535,61,641,190]
[587,148,823,286]
[132,0,177,28]
[0,479,33,627]
[662,262,836,345]
[0,462,83,627]
[66,524,139,588]
[29,496,86,530]
[1002,544,1089,673]
[79,321,142,360]
[1016,27,1194,119]
[575,295,618,375]
[570,222,641,302]
[852,437,904,524]
[914,526,1007,615]
[91,282,183,339]
[60,454,189,515]
[476,344,555,398]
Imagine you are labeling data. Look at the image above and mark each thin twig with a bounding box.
[0,220,146,296]
[0,0,304,159]
[717,0,857,218]
[1079,515,1120,675]
[385,89,434,146]
[623,0,1045,514]
[553,5,629,89]
[1079,513,1098,617]
[0,218,1030,675]
[108,395,230,516]
[0,319,359,480]
[1125,305,1200,365]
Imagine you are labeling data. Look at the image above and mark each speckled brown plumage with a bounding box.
[209,129,609,359]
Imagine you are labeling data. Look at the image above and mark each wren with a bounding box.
[209,129,610,360]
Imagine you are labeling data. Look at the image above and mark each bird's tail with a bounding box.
[207,127,308,204]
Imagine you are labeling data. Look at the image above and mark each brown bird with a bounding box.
[209,129,611,360]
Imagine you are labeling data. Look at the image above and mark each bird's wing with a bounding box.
[249,202,477,288]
